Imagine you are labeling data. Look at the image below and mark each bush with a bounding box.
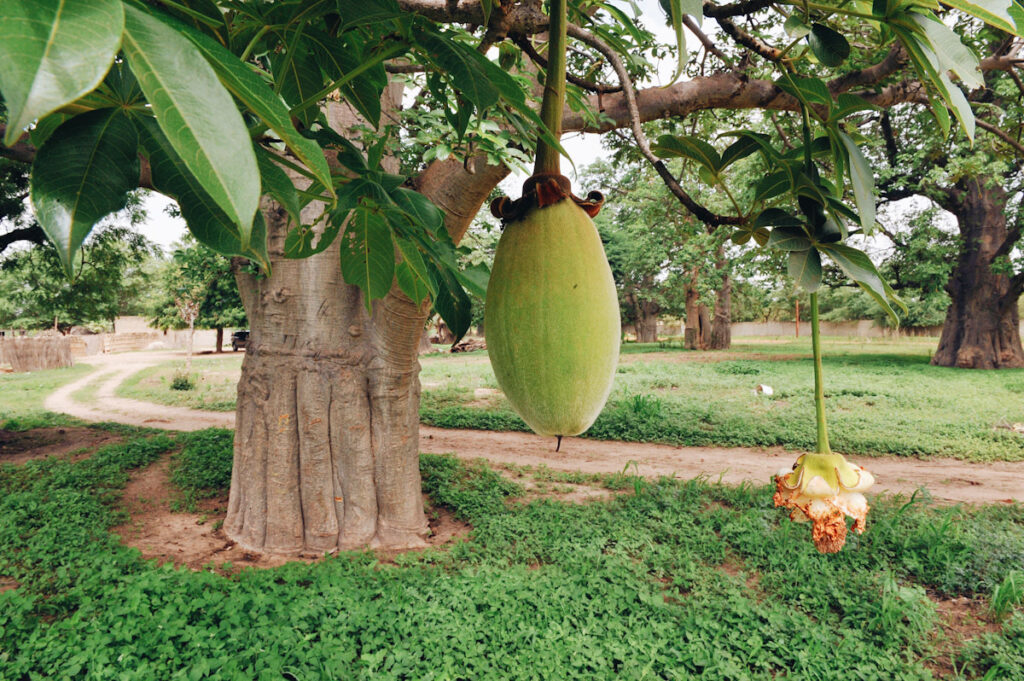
[170,373,194,391]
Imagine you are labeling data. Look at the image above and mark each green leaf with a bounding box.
[417,30,501,110]
[453,263,490,300]
[273,44,324,129]
[808,23,850,67]
[29,109,139,275]
[136,115,269,271]
[339,209,395,311]
[788,248,822,292]
[0,0,123,145]
[784,15,811,39]
[426,259,472,343]
[754,208,803,229]
[122,4,259,247]
[941,0,1023,37]
[337,0,403,30]
[820,243,903,322]
[168,15,334,195]
[910,13,983,90]
[652,135,722,172]
[775,75,833,109]
[665,0,688,85]
[306,29,385,127]
[769,226,813,251]
[829,93,878,124]
[754,171,791,203]
[837,132,875,231]
[256,148,302,226]
[720,136,762,169]
[395,239,434,305]
[390,188,445,237]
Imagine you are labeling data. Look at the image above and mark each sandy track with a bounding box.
[45,351,1024,505]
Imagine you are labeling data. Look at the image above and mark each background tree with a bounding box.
[0,224,155,332]
[151,236,247,352]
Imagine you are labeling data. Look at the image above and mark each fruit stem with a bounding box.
[810,292,831,454]
[534,0,567,176]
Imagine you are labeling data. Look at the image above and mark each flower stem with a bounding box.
[534,0,567,176]
[810,291,831,454]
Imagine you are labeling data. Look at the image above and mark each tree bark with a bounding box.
[684,281,701,350]
[932,178,1024,369]
[225,98,509,554]
[635,300,660,343]
[216,327,224,353]
[709,245,732,350]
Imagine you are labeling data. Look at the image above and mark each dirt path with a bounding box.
[45,351,1024,505]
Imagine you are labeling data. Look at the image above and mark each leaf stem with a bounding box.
[534,0,567,176]
[810,291,831,454]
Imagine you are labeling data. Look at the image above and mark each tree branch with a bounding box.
[0,224,47,255]
[683,15,732,66]
[976,118,1024,157]
[0,125,36,164]
[715,16,783,62]
[566,23,743,227]
[702,0,774,19]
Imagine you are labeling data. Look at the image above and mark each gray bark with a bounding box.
[225,97,508,554]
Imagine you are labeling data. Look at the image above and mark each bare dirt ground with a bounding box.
[41,350,1024,508]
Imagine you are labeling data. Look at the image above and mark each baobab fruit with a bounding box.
[485,197,620,437]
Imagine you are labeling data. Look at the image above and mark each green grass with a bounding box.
[420,338,1024,462]
[116,356,242,412]
[0,364,93,430]
[97,338,1024,461]
[1,433,1022,680]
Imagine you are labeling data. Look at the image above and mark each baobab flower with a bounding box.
[773,453,875,554]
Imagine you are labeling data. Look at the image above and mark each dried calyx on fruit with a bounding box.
[773,452,875,553]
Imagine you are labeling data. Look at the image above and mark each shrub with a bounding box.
[170,373,194,391]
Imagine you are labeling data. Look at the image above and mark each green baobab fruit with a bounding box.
[485,198,620,437]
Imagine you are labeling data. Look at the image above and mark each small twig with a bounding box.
[715,15,783,62]
[511,34,622,93]
[682,16,733,67]
[771,113,794,149]
[977,118,1024,157]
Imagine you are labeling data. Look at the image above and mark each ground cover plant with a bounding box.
[0,434,1022,680]
[0,364,94,431]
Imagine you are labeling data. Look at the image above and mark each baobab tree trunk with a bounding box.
[709,245,732,350]
[684,281,701,350]
[635,304,659,343]
[932,178,1024,369]
[224,97,508,553]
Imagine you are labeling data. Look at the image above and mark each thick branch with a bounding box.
[0,224,47,254]
[702,0,774,19]
[827,44,906,94]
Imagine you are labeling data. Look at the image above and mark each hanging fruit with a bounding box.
[485,0,620,446]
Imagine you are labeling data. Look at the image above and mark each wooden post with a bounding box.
[795,299,800,338]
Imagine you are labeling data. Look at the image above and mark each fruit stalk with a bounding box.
[810,291,830,454]
[534,0,567,176]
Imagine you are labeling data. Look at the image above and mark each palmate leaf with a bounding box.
[768,226,813,251]
[29,109,139,275]
[162,13,334,195]
[0,0,123,146]
[417,30,502,110]
[255,148,302,226]
[122,3,259,247]
[910,13,984,90]
[808,23,850,67]
[136,115,270,271]
[339,208,395,311]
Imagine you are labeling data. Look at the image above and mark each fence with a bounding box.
[0,337,73,372]
[655,319,951,339]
